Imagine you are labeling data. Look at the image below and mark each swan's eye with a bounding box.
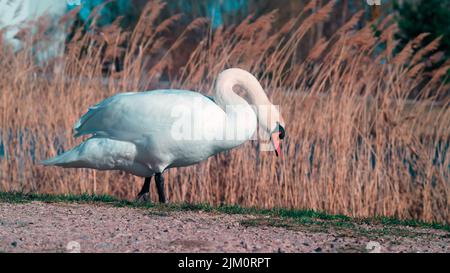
[279,125,285,140]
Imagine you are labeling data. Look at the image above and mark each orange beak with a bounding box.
[271,132,283,159]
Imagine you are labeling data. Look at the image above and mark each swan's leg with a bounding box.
[136,177,152,202]
[155,173,166,203]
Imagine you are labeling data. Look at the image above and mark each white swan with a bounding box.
[42,68,286,203]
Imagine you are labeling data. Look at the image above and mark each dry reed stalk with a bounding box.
[0,0,448,224]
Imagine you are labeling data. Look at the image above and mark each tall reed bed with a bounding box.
[0,0,449,223]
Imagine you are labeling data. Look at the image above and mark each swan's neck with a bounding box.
[214,68,271,109]
[213,68,270,149]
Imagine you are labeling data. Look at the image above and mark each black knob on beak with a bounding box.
[279,124,285,140]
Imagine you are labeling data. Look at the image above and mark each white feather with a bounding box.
[42,68,281,177]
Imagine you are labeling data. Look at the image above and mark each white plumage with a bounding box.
[42,68,285,202]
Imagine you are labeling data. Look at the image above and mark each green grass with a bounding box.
[0,191,449,235]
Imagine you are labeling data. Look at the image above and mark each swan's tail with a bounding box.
[41,144,89,167]
[40,137,138,169]
[41,148,80,167]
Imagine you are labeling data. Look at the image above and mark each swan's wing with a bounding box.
[73,90,219,143]
[73,92,138,138]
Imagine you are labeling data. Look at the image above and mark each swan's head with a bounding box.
[270,120,286,157]
[258,105,285,157]
[214,67,286,156]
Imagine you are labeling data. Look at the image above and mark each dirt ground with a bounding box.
[0,201,448,253]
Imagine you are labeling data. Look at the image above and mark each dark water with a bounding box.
[0,128,67,163]
[1,129,449,181]
[292,137,449,181]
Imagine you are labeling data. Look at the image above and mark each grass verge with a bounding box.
[0,191,448,235]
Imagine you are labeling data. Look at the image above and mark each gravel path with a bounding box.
[0,202,448,253]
